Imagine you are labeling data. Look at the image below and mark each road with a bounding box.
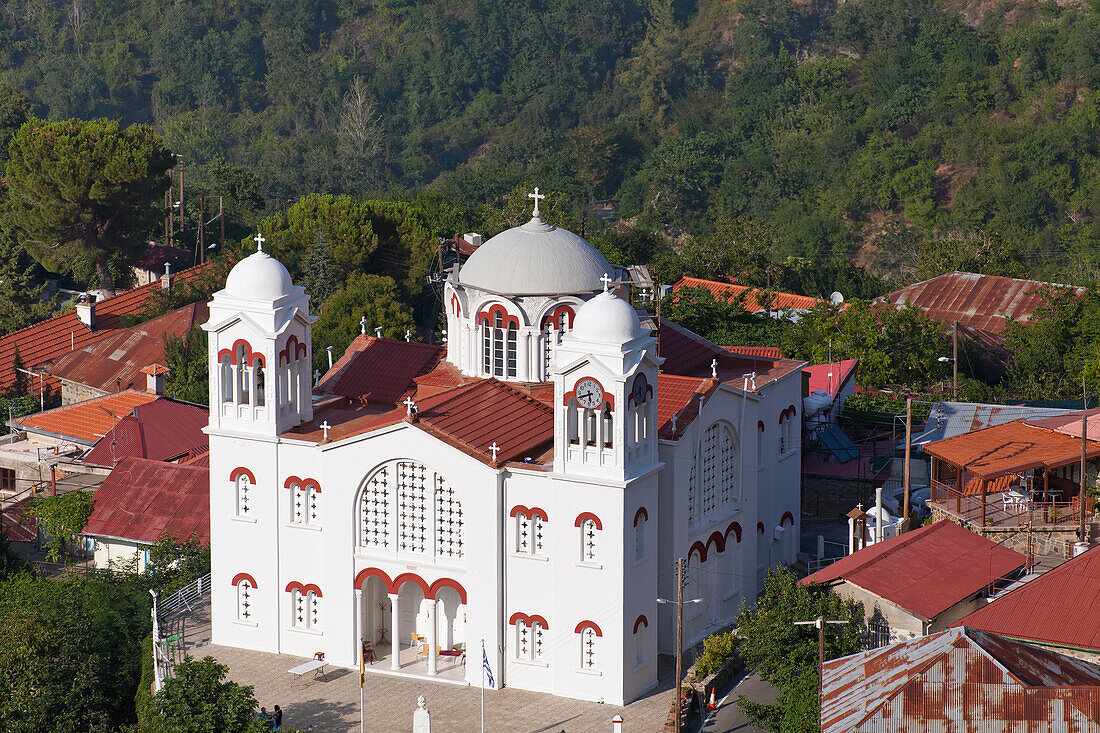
[694,671,777,733]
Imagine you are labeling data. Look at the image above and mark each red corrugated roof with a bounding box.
[674,276,824,313]
[133,242,191,272]
[805,359,859,398]
[320,336,445,405]
[1,495,37,542]
[723,345,785,358]
[957,545,1100,653]
[658,318,731,375]
[83,456,209,545]
[925,420,1100,480]
[0,261,212,391]
[804,520,1027,620]
[82,398,208,467]
[9,389,159,445]
[35,302,208,394]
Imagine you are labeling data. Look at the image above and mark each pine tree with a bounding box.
[0,220,45,338]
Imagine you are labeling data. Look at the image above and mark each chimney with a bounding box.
[464,233,482,248]
[142,364,169,395]
[160,262,173,290]
[75,293,95,330]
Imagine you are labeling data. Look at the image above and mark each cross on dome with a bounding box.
[319,421,331,441]
[489,442,501,462]
[600,273,612,292]
[253,231,266,252]
[528,187,545,218]
[404,395,417,416]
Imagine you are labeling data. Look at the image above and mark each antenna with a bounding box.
[830,291,844,306]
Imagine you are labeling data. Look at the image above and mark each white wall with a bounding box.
[92,536,148,572]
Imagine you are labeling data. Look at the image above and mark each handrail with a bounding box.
[159,573,211,619]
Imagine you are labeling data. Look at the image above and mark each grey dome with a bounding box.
[458,216,612,296]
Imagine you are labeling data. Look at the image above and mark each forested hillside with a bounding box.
[4,0,1100,286]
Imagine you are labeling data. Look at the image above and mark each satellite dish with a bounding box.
[830,291,844,306]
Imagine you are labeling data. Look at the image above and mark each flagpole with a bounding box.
[481,638,486,733]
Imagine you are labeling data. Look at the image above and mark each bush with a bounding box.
[695,631,738,678]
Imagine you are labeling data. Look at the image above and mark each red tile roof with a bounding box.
[658,319,804,386]
[318,335,445,406]
[82,456,209,546]
[803,520,1027,620]
[674,276,824,313]
[34,302,208,394]
[656,374,717,440]
[957,545,1100,653]
[0,261,212,391]
[875,271,1085,338]
[81,398,208,467]
[805,359,859,398]
[924,420,1100,481]
[723,345,785,358]
[8,389,159,445]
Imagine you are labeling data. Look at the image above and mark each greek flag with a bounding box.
[482,647,495,689]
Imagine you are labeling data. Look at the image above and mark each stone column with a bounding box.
[425,598,438,676]
[520,330,532,382]
[230,364,240,408]
[389,593,401,670]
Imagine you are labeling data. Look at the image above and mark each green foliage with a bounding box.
[135,635,155,723]
[0,81,29,172]
[141,656,268,733]
[734,566,865,733]
[312,272,417,374]
[661,286,792,347]
[0,570,152,731]
[26,491,94,562]
[0,528,30,582]
[695,630,738,678]
[6,118,174,296]
[145,535,210,596]
[0,218,47,336]
[164,327,209,406]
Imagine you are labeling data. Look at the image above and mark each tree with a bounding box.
[661,286,792,347]
[299,230,342,308]
[141,656,268,733]
[0,218,47,336]
[337,76,384,189]
[145,534,210,596]
[26,490,94,562]
[677,218,778,284]
[6,118,175,296]
[0,82,29,172]
[163,327,209,405]
[312,273,416,374]
[734,567,865,733]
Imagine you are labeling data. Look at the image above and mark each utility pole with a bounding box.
[198,195,205,265]
[167,185,174,246]
[952,321,958,400]
[657,558,701,733]
[1081,408,1088,542]
[902,397,913,531]
[793,616,846,721]
[177,160,185,241]
[219,196,225,254]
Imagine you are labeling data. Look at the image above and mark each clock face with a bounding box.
[575,378,604,409]
[631,373,649,405]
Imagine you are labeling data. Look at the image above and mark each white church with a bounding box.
[205,197,803,705]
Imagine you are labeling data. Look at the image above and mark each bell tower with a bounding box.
[552,287,659,481]
[203,234,315,436]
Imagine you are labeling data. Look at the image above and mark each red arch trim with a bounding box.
[279,335,307,364]
[354,567,393,592]
[450,292,462,317]
[283,476,322,493]
[428,578,468,604]
[779,405,798,423]
[724,522,743,544]
[633,506,648,527]
[780,511,795,527]
[574,512,603,530]
[231,572,258,588]
[689,540,708,563]
[285,581,322,597]
[757,522,766,534]
[509,505,548,521]
[392,573,431,596]
[706,531,726,556]
[509,612,549,629]
[633,615,649,634]
[476,304,520,329]
[541,304,576,329]
[574,620,603,636]
[219,338,266,367]
[230,467,255,483]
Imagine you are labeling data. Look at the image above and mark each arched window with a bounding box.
[288,584,321,630]
[220,355,233,403]
[687,451,699,528]
[601,404,613,448]
[255,366,265,406]
[633,616,648,668]
[234,576,255,622]
[584,408,597,446]
[511,614,547,662]
[634,508,647,562]
[359,464,390,549]
[576,621,602,671]
[700,422,738,513]
[435,474,463,559]
[236,344,250,403]
[542,308,573,378]
[232,469,254,518]
[513,507,547,556]
[358,460,462,563]
[483,309,519,378]
[576,513,602,563]
[567,398,579,445]
[287,478,320,527]
[757,422,765,466]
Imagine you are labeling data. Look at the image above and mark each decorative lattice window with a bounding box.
[514,618,546,661]
[515,510,546,556]
[235,474,252,517]
[292,589,306,628]
[291,483,306,523]
[581,627,597,669]
[435,474,463,558]
[700,422,738,514]
[288,481,321,526]
[398,461,428,554]
[360,466,390,548]
[516,619,529,659]
[309,591,320,628]
[532,621,545,660]
[581,519,598,562]
[700,426,718,517]
[635,518,645,561]
[687,454,699,527]
[516,511,530,553]
[236,580,252,622]
[543,327,553,376]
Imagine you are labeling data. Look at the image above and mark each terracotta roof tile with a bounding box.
[723,345,785,358]
[82,398,208,467]
[656,374,716,440]
[82,456,209,545]
[674,276,824,313]
[1,495,37,542]
[924,420,1100,480]
[659,319,804,385]
[8,389,159,445]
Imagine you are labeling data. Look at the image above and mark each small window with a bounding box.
[581,627,598,670]
[236,579,253,622]
[220,356,233,403]
[0,467,15,492]
[584,409,596,446]
[291,588,320,630]
[634,516,645,562]
[601,404,613,448]
[581,519,598,563]
[235,473,252,517]
[289,482,321,526]
[567,398,579,445]
[515,510,546,556]
[255,366,265,406]
[515,618,546,661]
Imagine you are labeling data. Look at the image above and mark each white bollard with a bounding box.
[413,694,431,733]
[611,714,623,732]
[817,534,825,560]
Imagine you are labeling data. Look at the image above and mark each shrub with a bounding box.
[695,631,738,678]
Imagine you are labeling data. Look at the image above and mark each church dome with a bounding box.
[458,215,612,296]
[223,249,294,301]
[570,290,644,344]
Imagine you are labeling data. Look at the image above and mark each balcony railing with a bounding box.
[930,479,1079,528]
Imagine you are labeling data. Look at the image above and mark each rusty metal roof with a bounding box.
[81,398,208,467]
[805,359,859,399]
[803,520,1027,620]
[924,419,1100,480]
[8,389,159,445]
[35,302,208,394]
[822,627,1100,732]
[875,271,1086,337]
[83,456,209,546]
[318,335,444,406]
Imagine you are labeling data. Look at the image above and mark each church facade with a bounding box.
[205,203,802,705]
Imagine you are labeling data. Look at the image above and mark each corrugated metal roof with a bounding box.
[674,276,824,313]
[912,401,1080,448]
[659,319,804,385]
[958,545,1100,654]
[803,520,1027,620]
[822,627,1100,732]
[1026,408,1100,441]
[805,359,859,398]
[875,271,1086,336]
[35,302,208,394]
[81,398,208,467]
[924,420,1100,480]
[83,456,209,546]
[9,389,159,445]
[320,336,444,405]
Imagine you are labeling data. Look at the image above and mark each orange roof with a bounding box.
[723,345,785,358]
[8,389,159,445]
[673,276,823,313]
[0,261,213,391]
[924,420,1100,480]
[657,374,717,440]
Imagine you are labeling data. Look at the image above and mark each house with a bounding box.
[80,396,208,468]
[673,276,824,321]
[821,626,1100,732]
[132,242,192,286]
[82,456,209,572]
[803,520,1027,641]
[206,203,804,705]
[958,544,1100,665]
[34,302,209,405]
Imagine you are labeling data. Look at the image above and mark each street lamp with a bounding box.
[658,565,704,733]
[793,616,846,721]
[937,321,959,399]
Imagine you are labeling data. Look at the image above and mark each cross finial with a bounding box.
[670,412,678,431]
[319,420,331,441]
[404,395,417,417]
[711,359,718,378]
[600,273,612,292]
[253,231,266,252]
[405,329,412,342]
[528,187,545,218]
[489,442,500,462]
[375,326,383,338]
[360,315,367,335]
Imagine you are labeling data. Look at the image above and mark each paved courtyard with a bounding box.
[175,600,678,732]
